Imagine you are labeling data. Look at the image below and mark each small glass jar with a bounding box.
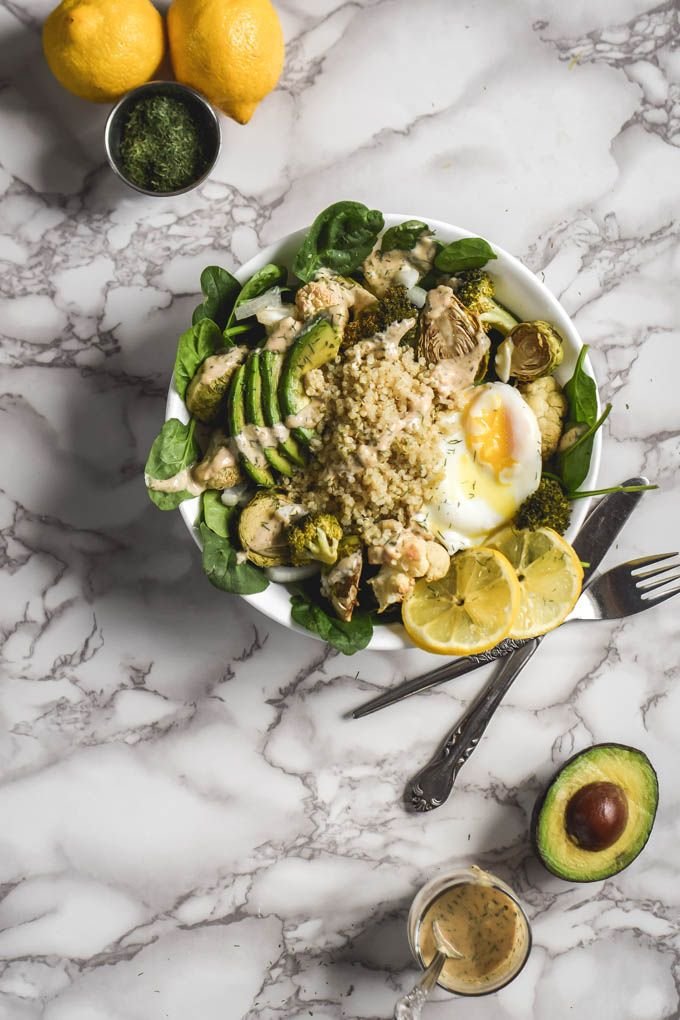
[407,865,532,996]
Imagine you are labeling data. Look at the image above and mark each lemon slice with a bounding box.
[402,547,521,656]
[488,527,583,639]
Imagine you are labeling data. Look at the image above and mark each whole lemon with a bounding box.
[43,0,165,103]
[167,0,284,124]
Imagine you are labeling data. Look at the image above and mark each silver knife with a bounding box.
[407,478,650,811]
[352,478,650,719]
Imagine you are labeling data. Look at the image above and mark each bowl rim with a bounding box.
[166,213,602,652]
[104,80,221,197]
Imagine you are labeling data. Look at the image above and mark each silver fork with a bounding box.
[573,552,680,620]
[409,553,680,811]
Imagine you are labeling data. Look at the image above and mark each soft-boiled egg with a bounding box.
[417,382,542,553]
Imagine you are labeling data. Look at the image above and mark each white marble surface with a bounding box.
[1,0,680,1017]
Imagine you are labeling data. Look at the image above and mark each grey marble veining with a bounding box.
[1,0,679,1017]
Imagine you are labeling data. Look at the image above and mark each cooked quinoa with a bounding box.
[286,332,445,541]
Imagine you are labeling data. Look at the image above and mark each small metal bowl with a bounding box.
[105,80,221,197]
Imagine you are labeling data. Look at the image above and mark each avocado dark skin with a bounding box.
[532,743,658,883]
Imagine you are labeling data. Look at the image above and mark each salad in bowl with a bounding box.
[146,202,635,654]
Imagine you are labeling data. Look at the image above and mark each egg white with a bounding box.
[418,383,542,553]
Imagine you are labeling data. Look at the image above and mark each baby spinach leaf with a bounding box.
[199,522,269,595]
[290,592,373,655]
[227,263,288,323]
[223,264,289,348]
[145,418,199,510]
[564,345,598,427]
[202,491,233,538]
[558,404,612,493]
[380,219,430,253]
[293,201,385,283]
[173,318,224,400]
[192,266,241,328]
[434,237,497,273]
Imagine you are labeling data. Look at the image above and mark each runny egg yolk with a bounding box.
[418,383,543,554]
[465,388,517,481]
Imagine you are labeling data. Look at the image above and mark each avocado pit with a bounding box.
[565,781,628,851]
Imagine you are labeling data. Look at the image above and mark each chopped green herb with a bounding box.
[119,96,210,193]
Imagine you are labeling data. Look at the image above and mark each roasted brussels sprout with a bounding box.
[495,320,564,383]
[519,375,568,460]
[192,430,243,490]
[288,513,343,566]
[238,490,294,567]
[418,285,489,362]
[320,535,363,622]
[185,347,247,423]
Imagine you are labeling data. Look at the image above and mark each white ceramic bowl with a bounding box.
[166,214,601,651]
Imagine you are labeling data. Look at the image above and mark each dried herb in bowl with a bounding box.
[118,94,210,193]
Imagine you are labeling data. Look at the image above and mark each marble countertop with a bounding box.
[1,0,680,1016]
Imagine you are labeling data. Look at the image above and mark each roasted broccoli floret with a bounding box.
[517,478,571,534]
[288,513,343,566]
[343,286,418,346]
[455,270,518,336]
[496,320,564,383]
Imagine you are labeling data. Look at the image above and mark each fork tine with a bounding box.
[635,562,680,583]
[640,573,680,594]
[643,585,680,605]
[630,552,679,571]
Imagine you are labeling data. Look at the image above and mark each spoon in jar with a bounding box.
[394,920,464,1020]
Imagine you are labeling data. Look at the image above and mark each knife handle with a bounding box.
[409,639,540,811]
[352,637,529,718]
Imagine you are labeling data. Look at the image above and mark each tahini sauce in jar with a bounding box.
[416,871,530,994]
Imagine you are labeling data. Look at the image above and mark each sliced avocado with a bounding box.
[261,350,306,467]
[279,315,339,445]
[226,363,275,488]
[532,743,658,882]
[244,352,295,478]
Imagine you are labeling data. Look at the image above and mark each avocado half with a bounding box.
[532,743,658,882]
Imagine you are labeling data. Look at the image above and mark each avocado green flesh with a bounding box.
[227,363,275,488]
[244,352,295,477]
[260,351,306,468]
[535,744,658,882]
[279,315,339,445]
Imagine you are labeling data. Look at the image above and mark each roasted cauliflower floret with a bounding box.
[367,520,451,612]
[288,512,343,566]
[295,271,376,333]
[191,430,242,490]
[519,375,568,460]
[370,569,414,613]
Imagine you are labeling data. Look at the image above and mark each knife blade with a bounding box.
[352,478,649,719]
